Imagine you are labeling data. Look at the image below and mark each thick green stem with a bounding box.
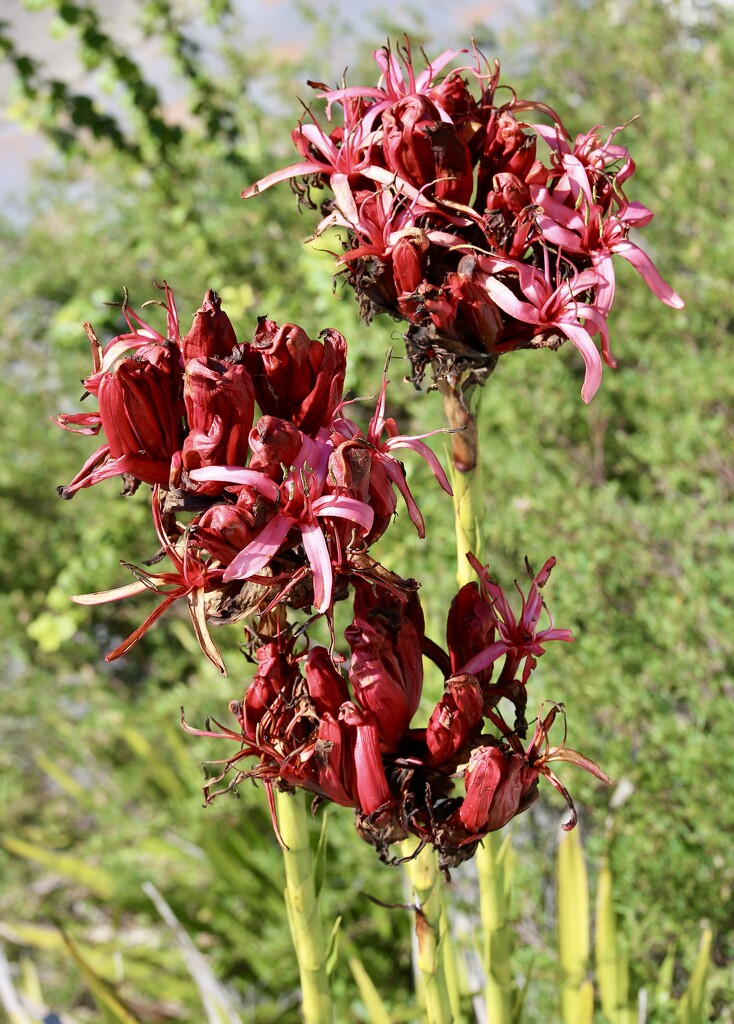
[400,838,453,1024]
[276,789,333,1024]
[477,833,513,1024]
[450,453,484,585]
[449,392,513,1024]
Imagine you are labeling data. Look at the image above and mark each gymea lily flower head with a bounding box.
[187,555,608,871]
[58,287,453,671]
[242,36,684,419]
[58,289,609,868]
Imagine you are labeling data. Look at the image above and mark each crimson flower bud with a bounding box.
[106,354,183,463]
[486,171,532,215]
[181,359,255,489]
[310,714,356,807]
[345,583,424,752]
[422,121,475,203]
[244,320,347,435]
[192,504,255,566]
[383,96,473,203]
[57,350,186,496]
[339,702,392,816]
[304,648,350,718]
[248,416,303,479]
[427,74,480,128]
[328,442,372,505]
[180,289,238,363]
[425,673,484,766]
[240,640,294,737]
[458,745,538,834]
[450,256,504,353]
[392,230,429,299]
[446,581,497,686]
[476,111,537,210]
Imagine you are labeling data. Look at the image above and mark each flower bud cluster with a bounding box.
[58,289,608,866]
[57,287,451,672]
[243,38,683,402]
[185,554,608,870]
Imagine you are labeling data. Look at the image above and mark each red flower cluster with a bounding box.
[243,39,683,405]
[185,557,609,869]
[57,286,451,673]
[58,285,607,864]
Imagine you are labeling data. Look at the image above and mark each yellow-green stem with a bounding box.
[451,457,484,586]
[450,401,513,1024]
[477,833,513,1024]
[276,789,333,1024]
[400,838,453,1024]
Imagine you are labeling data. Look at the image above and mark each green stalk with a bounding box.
[557,827,592,1024]
[276,789,334,1024]
[450,450,484,589]
[477,832,513,1024]
[443,925,468,1024]
[448,388,514,1024]
[400,838,453,1024]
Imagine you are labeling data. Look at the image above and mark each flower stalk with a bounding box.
[450,416,512,1024]
[477,832,513,1024]
[400,839,453,1024]
[276,789,334,1024]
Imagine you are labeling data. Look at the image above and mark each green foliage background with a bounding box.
[0,0,732,1019]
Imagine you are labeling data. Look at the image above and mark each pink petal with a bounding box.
[530,122,571,153]
[381,458,425,537]
[590,254,617,316]
[555,320,604,403]
[223,514,295,582]
[331,173,361,230]
[312,494,374,534]
[241,160,329,199]
[300,520,332,613]
[483,277,542,325]
[297,123,339,163]
[560,154,595,206]
[362,166,437,207]
[189,465,280,502]
[611,240,685,308]
[620,200,654,227]
[383,436,453,495]
[414,48,466,90]
[459,640,510,677]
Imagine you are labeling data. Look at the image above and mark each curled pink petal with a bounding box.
[223,514,295,582]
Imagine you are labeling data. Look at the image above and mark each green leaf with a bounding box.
[2,837,115,900]
[654,943,677,1007]
[348,953,391,1024]
[325,915,342,978]
[35,750,95,808]
[679,929,712,1024]
[595,856,631,1023]
[26,609,77,652]
[313,809,328,898]
[143,882,243,1024]
[60,931,142,1024]
[0,944,35,1024]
